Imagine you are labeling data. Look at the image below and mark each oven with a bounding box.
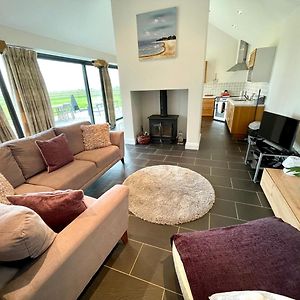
[213,97,228,122]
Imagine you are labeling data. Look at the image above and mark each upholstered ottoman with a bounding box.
[172,217,300,300]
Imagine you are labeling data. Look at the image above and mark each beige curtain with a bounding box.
[0,104,16,142]
[3,47,54,136]
[92,59,116,128]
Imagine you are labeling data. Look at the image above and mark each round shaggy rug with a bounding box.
[123,165,215,225]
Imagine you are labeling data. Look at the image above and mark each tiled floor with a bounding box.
[79,118,274,300]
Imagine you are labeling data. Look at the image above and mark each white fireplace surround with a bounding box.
[131,89,187,139]
[123,88,201,150]
[111,0,209,150]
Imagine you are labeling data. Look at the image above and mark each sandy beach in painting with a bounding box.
[139,40,176,60]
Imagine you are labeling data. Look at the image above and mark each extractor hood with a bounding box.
[227,40,249,72]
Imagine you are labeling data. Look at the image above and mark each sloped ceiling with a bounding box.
[1,0,300,55]
[0,0,116,54]
[209,0,300,46]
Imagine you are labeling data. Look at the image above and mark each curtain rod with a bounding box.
[0,40,35,54]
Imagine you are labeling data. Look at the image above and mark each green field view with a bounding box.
[49,88,122,110]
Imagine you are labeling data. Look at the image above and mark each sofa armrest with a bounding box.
[1,185,129,300]
[110,131,124,159]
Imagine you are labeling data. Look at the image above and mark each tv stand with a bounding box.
[244,136,291,182]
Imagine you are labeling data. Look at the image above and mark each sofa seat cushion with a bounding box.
[7,129,56,179]
[0,146,25,188]
[0,266,20,290]
[14,184,55,194]
[75,145,121,170]
[26,160,98,190]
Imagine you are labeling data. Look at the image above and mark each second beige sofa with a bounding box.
[0,121,124,193]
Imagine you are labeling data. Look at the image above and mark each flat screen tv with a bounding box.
[258,111,299,151]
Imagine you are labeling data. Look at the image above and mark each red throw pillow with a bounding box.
[7,190,87,232]
[35,133,74,173]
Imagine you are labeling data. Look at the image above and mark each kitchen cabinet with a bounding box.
[202,97,214,117]
[247,47,276,82]
[225,99,264,138]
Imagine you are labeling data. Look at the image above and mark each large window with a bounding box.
[38,59,92,126]
[0,56,23,137]
[38,56,123,127]
[0,52,123,142]
[108,67,122,120]
[86,65,106,124]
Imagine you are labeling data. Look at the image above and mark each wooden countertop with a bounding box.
[228,98,264,107]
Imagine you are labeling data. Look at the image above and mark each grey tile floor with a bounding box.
[79,118,274,300]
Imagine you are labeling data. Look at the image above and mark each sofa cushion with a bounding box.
[54,121,91,155]
[7,129,56,179]
[0,204,56,261]
[35,134,74,172]
[0,146,25,187]
[0,173,14,205]
[8,190,87,233]
[14,184,54,194]
[81,123,111,150]
[0,266,20,290]
[26,160,98,190]
[75,145,121,169]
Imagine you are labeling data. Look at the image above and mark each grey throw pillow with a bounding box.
[0,204,57,261]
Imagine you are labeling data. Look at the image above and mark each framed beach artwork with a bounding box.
[136,7,177,60]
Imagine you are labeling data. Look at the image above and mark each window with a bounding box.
[108,67,123,120]
[0,85,14,130]
[38,59,92,126]
[86,65,107,124]
[0,57,23,137]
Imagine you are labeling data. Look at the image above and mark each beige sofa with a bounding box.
[0,184,129,300]
[0,121,128,299]
[0,121,125,193]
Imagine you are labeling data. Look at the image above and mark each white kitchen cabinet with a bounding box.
[247,47,276,82]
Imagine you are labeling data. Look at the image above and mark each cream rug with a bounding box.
[123,165,215,225]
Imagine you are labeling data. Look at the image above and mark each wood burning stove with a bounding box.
[148,90,178,144]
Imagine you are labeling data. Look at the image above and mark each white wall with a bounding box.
[266,7,300,150]
[206,24,248,83]
[111,0,209,149]
[0,25,117,62]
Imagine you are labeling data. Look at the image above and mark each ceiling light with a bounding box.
[237,9,243,15]
[231,24,238,29]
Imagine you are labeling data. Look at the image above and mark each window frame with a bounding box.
[37,53,122,124]
[0,68,24,138]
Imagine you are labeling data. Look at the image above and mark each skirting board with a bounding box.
[185,134,201,150]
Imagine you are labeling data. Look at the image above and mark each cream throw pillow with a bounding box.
[0,204,56,261]
[81,123,111,150]
[0,173,14,205]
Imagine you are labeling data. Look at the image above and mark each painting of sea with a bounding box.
[136,7,177,60]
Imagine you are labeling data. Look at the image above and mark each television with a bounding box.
[258,111,299,151]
